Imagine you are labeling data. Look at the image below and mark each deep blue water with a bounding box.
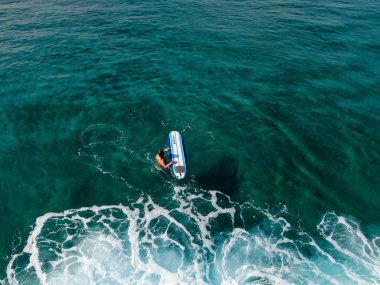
[1,0,379,284]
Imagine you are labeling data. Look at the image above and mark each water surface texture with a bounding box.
[1,0,380,284]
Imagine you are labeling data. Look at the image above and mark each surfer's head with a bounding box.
[158,149,165,158]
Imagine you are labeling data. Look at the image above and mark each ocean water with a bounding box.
[1,0,379,284]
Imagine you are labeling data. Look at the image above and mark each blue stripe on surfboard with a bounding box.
[169,132,175,173]
[166,136,173,162]
[173,132,180,176]
[178,132,186,178]
[168,133,174,172]
[175,131,186,178]
[182,135,187,164]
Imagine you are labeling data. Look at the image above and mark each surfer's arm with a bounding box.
[163,161,177,168]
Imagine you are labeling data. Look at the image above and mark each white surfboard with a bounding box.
[167,131,187,179]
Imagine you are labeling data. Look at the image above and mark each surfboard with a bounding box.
[167,131,187,179]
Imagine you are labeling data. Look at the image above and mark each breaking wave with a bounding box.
[3,186,380,285]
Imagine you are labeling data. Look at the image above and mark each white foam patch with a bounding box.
[4,189,380,285]
[215,210,380,285]
[5,187,236,285]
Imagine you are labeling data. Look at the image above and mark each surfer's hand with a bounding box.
[173,161,177,165]
[164,148,170,151]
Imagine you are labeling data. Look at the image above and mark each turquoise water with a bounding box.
[1,0,380,283]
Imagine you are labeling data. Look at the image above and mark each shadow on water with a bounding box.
[194,155,239,196]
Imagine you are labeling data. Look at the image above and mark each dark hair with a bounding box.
[158,149,165,158]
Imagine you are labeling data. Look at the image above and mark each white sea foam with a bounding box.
[3,187,380,285]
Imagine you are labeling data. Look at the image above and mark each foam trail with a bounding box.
[317,212,380,282]
[78,124,138,187]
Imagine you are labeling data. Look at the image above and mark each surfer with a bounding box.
[155,148,177,170]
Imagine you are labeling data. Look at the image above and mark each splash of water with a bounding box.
[3,185,380,285]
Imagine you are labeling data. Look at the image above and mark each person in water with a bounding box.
[155,147,177,170]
